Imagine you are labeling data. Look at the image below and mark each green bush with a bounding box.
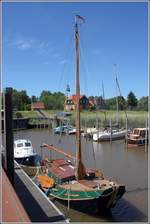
[15,112,23,118]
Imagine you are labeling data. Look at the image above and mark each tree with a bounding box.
[105,97,116,110]
[12,89,22,110]
[127,91,138,110]
[19,90,31,110]
[12,89,31,110]
[40,90,65,110]
[118,96,126,110]
[31,95,37,103]
[40,91,51,101]
[96,96,105,110]
[137,96,148,111]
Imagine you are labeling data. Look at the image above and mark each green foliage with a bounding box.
[14,112,23,118]
[31,95,38,103]
[105,97,116,110]
[12,89,31,110]
[127,91,138,110]
[11,88,147,112]
[40,90,65,110]
[118,96,126,110]
[25,104,31,111]
[40,90,51,100]
[137,96,148,111]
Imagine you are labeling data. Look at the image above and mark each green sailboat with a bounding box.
[42,15,125,212]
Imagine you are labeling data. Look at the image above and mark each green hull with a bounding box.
[48,184,125,211]
[49,186,112,201]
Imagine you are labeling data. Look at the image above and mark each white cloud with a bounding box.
[9,38,33,50]
[18,42,32,50]
[93,49,103,55]
[36,41,51,54]
[58,59,67,65]
[38,41,49,49]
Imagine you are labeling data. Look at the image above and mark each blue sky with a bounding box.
[2,2,148,99]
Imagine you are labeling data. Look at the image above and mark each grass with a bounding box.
[16,109,148,128]
[70,110,148,128]
[14,110,37,118]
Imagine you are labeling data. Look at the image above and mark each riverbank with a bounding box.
[16,110,148,128]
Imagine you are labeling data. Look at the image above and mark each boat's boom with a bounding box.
[41,143,76,161]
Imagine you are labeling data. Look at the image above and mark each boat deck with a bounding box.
[14,162,68,223]
[61,179,112,191]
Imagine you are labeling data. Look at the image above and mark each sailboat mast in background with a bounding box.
[114,64,119,126]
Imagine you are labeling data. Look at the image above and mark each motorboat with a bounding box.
[14,139,42,176]
[127,128,148,145]
[53,125,74,134]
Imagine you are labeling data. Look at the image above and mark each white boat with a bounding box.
[82,127,98,138]
[14,139,42,176]
[68,128,84,135]
[14,139,38,163]
[93,129,126,142]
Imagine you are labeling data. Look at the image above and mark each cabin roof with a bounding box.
[49,164,75,180]
[133,128,146,131]
[49,159,96,181]
[51,159,71,167]
[14,139,31,144]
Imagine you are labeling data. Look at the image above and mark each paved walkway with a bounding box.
[2,168,30,222]
[14,162,68,223]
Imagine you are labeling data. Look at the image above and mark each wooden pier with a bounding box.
[2,168,30,222]
[14,162,68,223]
[1,88,68,223]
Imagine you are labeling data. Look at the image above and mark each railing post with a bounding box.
[4,87,14,185]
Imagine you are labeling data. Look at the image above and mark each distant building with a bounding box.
[64,95,95,111]
[31,102,45,111]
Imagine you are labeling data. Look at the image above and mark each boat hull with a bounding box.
[93,131,126,142]
[127,138,146,145]
[15,154,42,166]
[49,184,125,212]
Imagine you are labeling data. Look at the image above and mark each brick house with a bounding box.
[64,95,94,111]
[31,102,45,111]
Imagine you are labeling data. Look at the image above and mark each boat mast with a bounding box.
[114,64,119,127]
[75,15,86,180]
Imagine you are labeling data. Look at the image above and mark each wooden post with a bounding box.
[145,115,148,153]
[4,88,14,185]
[125,115,128,149]
[109,117,112,142]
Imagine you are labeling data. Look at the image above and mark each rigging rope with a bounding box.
[57,25,74,93]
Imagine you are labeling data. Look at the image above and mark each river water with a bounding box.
[14,129,148,222]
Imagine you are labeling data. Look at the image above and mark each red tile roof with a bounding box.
[67,95,86,103]
[31,102,45,109]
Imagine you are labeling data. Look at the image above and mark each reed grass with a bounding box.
[18,110,148,129]
[69,110,148,128]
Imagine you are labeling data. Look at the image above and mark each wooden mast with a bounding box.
[75,15,86,180]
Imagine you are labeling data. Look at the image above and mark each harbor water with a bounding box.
[14,129,148,222]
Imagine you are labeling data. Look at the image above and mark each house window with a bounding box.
[67,100,73,105]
